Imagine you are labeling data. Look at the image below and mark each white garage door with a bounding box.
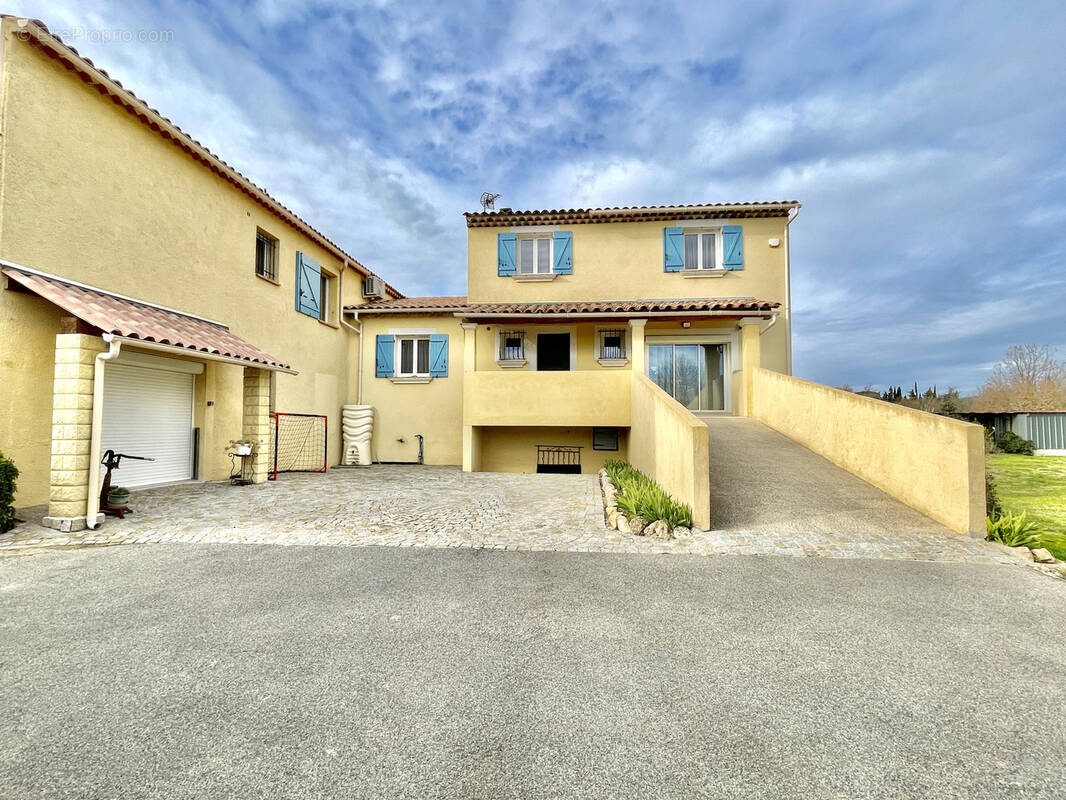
[101,362,195,488]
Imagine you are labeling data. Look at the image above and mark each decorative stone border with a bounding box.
[598,468,692,541]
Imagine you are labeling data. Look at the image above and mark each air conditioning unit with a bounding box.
[362,275,385,300]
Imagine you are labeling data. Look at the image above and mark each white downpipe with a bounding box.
[338,259,364,405]
[760,312,779,335]
[783,204,800,374]
[85,333,122,529]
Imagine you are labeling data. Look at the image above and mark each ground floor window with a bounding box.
[398,336,430,377]
[536,445,581,474]
[648,343,727,411]
[592,427,619,451]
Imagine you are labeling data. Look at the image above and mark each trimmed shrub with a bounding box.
[985,471,1004,521]
[983,428,998,454]
[0,450,19,534]
[604,459,692,529]
[995,431,1035,456]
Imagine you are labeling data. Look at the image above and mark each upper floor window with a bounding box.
[518,234,553,275]
[683,229,721,271]
[255,229,278,281]
[295,251,336,324]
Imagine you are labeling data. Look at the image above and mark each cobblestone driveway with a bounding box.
[1,466,1026,565]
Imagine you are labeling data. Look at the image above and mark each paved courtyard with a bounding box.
[2,465,1023,565]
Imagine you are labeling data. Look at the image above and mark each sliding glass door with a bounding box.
[648,343,727,411]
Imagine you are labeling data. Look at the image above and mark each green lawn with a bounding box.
[986,454,1066,561]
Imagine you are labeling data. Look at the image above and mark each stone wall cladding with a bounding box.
[46,334,105,525]
[242,368,272,484]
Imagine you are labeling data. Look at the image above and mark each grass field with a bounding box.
[986,454,1066,561]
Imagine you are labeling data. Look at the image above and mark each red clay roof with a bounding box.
[3,265,293,371]
[464,202,800,228]
[347,296,468,312]
[7,16,403,300]
[353,296,777,317]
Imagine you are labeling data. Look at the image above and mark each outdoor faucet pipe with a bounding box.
[85,332,123,529]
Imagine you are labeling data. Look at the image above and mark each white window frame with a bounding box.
[516,234,554,275]
[495,329,528,368]
[395,335,431,378]
[682,227,724,271]
[595,326,630,366]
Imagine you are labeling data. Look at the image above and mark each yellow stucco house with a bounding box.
[0,17,986,537]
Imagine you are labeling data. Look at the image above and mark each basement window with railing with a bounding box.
[596,328,629,366]
[497,330,527,367]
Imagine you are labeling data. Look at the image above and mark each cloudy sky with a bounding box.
[11,1,1066,392]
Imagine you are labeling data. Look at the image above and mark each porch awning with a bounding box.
[350,296,779,319]
[2,263,295,373]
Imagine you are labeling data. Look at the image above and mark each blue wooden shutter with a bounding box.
[722,225,744,270]
[375,335,394,377]
[295,252,322,317]
[497,233,516,276]
[663,227,684,272]
[553,231,573,274]
[426,334,447,379]
[429,334,449,377]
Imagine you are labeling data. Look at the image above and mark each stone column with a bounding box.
[629,319,647,375]
[45,333,105,531]
[242,368,272,483]
[738,319,763,417]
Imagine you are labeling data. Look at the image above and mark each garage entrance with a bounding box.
[101,355,199,488]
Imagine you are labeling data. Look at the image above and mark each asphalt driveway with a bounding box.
[2,545,1064,798]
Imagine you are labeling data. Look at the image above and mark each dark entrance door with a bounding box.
[536,333,570,371]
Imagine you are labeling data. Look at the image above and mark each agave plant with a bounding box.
[603,459,693,528]
[986,511,1041,548]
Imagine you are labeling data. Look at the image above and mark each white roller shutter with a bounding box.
[101,362,195,488]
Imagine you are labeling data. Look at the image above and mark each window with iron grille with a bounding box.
[592,427,619,451]
[597,328,627,360]
[255,229,278,281]
[499,330,525,360]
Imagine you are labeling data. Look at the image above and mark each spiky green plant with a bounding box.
[603,459,692,529]
[986,511,1041,548]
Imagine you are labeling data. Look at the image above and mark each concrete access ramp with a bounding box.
[705,417,958,536]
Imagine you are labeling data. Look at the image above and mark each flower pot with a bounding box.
[107,488,130,505]
[235,443,253,456]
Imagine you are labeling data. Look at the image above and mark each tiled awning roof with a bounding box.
[3,264,295,372]
[352,296,778,318]
[345,296,468,313]
[464,202,800,228]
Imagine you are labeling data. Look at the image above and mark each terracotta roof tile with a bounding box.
[348,296,468,312]
[464,202,800,228]
[3,265,293,371]
[352,296,777,317]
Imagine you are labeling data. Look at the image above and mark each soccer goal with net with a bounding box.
[270,413,327,479]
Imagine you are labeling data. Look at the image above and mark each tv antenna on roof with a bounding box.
[480,192,501,212]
